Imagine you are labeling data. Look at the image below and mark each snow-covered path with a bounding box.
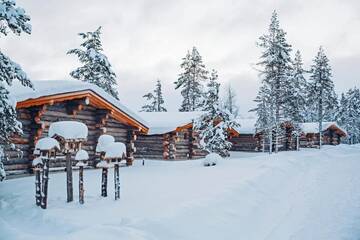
[1,145,360,240]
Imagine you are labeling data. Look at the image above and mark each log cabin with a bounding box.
[229,118,258,152]
[134,112,208,160]
[298,122,347,148]
[4,80,149,177]
[134,112,241,160]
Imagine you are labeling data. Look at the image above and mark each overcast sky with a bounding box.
[1,0,360,117]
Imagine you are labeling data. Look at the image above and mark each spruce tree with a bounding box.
[141,79,167,112]
[203,69,220,112]
[68,27,119,99]
[337,88,360,144]
[285,50,308,123]
[175,47,208,112]
[307,46,337,148]
[223,85,239,117]
[194,77,240,157]
[0,0,33,180]
[254,10,293,153]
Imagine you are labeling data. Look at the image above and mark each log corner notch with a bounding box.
[29,104,48,145]
[163,132,176,160]
[65,97,90,116]
[96,109,113,134]
[126,129,136,166]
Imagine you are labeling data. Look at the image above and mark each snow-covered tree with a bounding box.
[284,50,308,123]
[194,106,240,157]
[203,69,220,112]
[254,10,293,153]
[0,0,33,180]
[175,47,208,111]
[141,79,167,112]
[68,26,119,99]
[222,85,239,117]
[194,73,240,157]
[307,46,337,148]
[336,88,360,144]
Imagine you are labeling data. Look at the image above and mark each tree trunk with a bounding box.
[35,168,42,206]
[114,163,120,200]
[269,130,273,154]
[41,159,49,209]
[79,166,84,204]
[66,151,73,202]
[101,168,108,197]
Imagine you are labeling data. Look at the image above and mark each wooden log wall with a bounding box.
[134,128,207,160]
[230,134,257,152]
[4,101,135,177]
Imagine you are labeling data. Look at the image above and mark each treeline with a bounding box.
[252,11,360,148]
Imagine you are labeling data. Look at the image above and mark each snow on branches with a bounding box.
[67,26,119,99]
[175,47,208,112]
[141,79,167,112]
[0,0,32,180]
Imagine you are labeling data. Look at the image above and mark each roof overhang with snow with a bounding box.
[12,80,149,133]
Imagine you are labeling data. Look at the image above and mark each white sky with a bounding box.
[1,0,360,116]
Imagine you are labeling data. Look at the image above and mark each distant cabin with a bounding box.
[134,112,208,160]
[229,118,258,152]
[299,122,347,148]
[229,120,347,152]
[5,80,148,177]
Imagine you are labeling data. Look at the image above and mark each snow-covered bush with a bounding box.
[203,153,221,167]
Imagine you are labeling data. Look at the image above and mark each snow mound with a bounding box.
[203,153,221,167]
[104,142,126,159]
[75,150,89,161]
[32,157,43,166]
[48,121,88,140]
[34,137,60,151]
[96,134,115,152]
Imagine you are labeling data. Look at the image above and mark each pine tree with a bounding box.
[307,46,337,148]
[0,0,33,181]
[141,79,167,112]
[175,47,208,111]
[68,26,119,99]
[337,88,360,144]
[203,69,220,112]
[285,50,308,123]
[254,10,293,153]
[223,85,239,117]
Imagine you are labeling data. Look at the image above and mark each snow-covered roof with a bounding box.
[299,122,347,135]
[9,80,148,131]
[139,111,204,135]
[49,121,88,140]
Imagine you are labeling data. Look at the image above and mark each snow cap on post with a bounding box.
[104,142,126,159]
[32,157,43,167]
[35,137,60,151]
[48,121,88,140]
[75,150,89,161]
[96,134,115,153]
[96,160,110,168]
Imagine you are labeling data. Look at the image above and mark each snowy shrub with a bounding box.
[203,153,221,167]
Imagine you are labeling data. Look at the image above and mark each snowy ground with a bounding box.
[1,145,360,240]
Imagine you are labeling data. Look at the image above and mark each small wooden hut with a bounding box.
[299,122,347,148]
[134,112,207,160]
[4,80,148,177]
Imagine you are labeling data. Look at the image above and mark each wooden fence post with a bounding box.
[66,151,73,202]
[79,165,84,204]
